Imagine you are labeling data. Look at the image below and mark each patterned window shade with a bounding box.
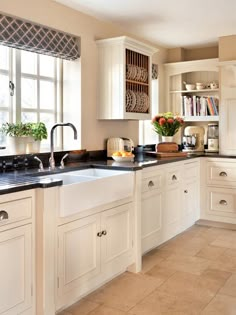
[152,64,158,80]
[0,13,80,60]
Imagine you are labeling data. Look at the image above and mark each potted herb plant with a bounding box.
[1,122,48,154]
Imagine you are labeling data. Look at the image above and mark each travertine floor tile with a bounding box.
[65,298,100,315]
[128,289,204,315]
[209,252,236,274]
[196,245,226,260]
[159,253,211,275]
[57,311,71,315]
[202,294,236,314]
[158,271,220,306]
[86,272,161,312]
[219,274,236,297]
[210,230,236,250]
[89,305,127,315]
[145,263,176,282]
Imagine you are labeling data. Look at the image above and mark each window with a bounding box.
[0,45,62,148]
[139,79,159,145]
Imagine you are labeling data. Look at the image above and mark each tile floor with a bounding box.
[58,225,236,315]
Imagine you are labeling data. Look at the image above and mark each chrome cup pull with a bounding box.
[148,180,154,187]
[219,200,227,205]
[219,171,227,177]
[172,175,177,181]
[0,210,8,221]
[97,232,102,237]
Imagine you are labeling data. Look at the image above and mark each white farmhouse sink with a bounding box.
[39,168,134,217]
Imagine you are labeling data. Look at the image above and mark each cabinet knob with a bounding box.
[219,200,227,205]
[102,230,107,236]
[0,210,8,221]
[219,171,227,177]
[184,190,188,193]
[97,232,102,237]
[148,180,154,187]
[172,175,177,181]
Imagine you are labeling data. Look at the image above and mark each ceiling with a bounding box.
[55,0,236,48]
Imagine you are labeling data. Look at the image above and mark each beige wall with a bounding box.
[219,35,236,61]
[166,46,218,63]
[0,0,166,150]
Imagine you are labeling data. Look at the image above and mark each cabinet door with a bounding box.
[0,225,32,315]
[101,203,132,273]
[182,179,198,230]
[57,214,101,297]
[163,185,182,241]
[141,189,162,254]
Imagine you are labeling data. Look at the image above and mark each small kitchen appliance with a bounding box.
[206,123,219,152]
[182,126,205,152]
[107,137,134,157]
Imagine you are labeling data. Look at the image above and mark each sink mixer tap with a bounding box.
[49,123,77,170]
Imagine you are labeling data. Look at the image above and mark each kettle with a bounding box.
[107,137,134,157]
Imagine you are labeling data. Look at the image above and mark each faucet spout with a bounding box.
[50,123,78,170]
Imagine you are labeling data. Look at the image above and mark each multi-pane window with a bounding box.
[0,45,62,148]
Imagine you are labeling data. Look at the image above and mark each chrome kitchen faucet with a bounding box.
[49,123,77,170]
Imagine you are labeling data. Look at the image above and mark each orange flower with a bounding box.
[159,117,166,126]
[167,118,174,124]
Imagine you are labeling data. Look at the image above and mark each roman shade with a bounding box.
[0,13,80,60]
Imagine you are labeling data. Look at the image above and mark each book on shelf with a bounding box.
[181,95,219,117]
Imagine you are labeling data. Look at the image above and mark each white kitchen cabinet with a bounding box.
[57,213,101,298]
[219,61,236,155]
[141,189,163,254]
[181,160,200,230]
[0,190,35,315]
[0,225,32,315]
[57,202,133,309]
[141,168,163,254]
[201,158,236,224]
[141,160,200,253]
[96,36,157,120]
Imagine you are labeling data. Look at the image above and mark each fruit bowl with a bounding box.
[112,155,135,162]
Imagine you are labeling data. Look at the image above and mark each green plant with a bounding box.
[1,122,48,141]
[152,112,184,136]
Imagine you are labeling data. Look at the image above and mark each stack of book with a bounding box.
[182,96,219,116]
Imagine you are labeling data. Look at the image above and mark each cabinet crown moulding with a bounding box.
[96,36,158,55]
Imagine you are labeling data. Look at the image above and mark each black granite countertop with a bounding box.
[0,152,234,195]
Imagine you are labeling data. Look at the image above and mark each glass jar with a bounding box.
[207,123,219,139]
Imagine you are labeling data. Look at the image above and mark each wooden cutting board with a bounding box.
[146,151,188,158]
[156,142,179,152]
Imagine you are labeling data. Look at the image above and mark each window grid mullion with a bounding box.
[15,49,21,123]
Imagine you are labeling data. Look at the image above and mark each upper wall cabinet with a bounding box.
[96,36,157,120]
[164,59,219,122]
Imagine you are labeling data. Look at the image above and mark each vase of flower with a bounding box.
[152,112,184,151]
[162,136,174,143]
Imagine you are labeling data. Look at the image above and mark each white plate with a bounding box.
[112,155,134,162]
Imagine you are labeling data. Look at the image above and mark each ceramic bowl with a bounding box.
[185,84,196,91]
[112,155,134,162]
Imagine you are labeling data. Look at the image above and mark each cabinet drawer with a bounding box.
[166,169,181,186]
[207,161,236,187]
[183,162,199,180]
[142,175,162,193]
[0,197,32,227]
[207,187,236,218]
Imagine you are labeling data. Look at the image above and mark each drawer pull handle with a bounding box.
[219,200,227,205]
[219,171,227,177]
[184,190,188,193]
[0,210,8,221]
[148,180,154,187]
[97,232,102,237]
[172,175,177,181]
[102,230,107,236]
